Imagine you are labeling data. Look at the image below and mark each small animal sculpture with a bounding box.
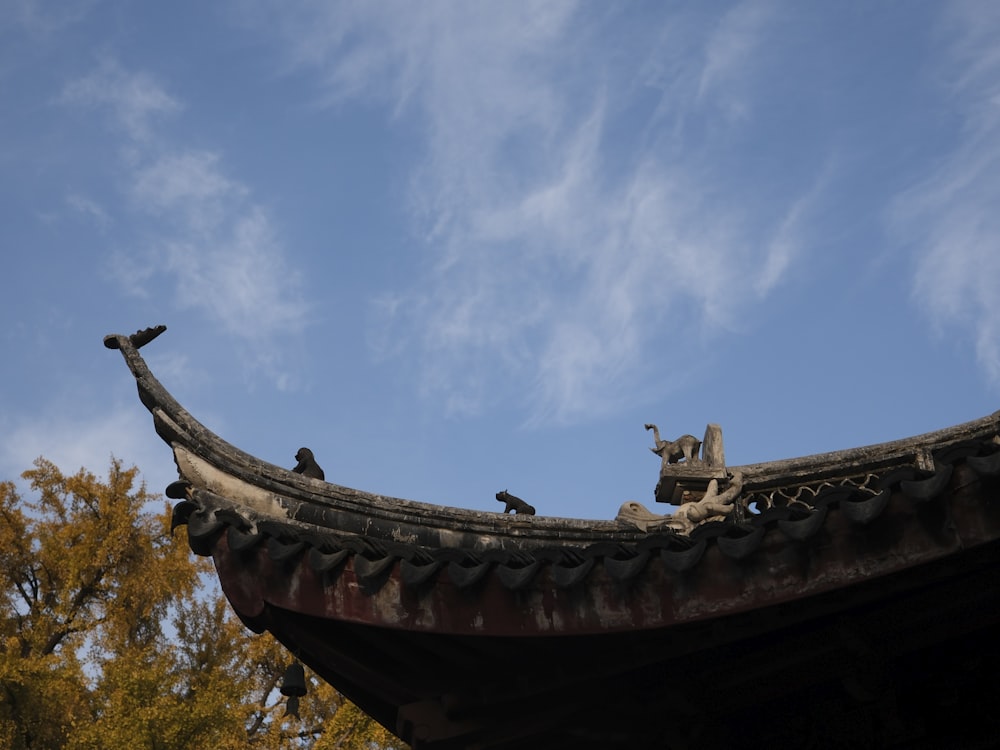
[496,489,536,515]
[292,447,325,480]
[645,423,701,465]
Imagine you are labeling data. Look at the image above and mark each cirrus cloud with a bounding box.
[249,1,813,423]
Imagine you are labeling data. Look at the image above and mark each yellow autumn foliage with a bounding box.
[0,458,405,750]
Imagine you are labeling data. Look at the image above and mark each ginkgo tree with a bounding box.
[0,457,405,750]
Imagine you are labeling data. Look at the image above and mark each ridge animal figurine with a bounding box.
[292,447,325,480]
[644,423,701,465]
[496,489,536,515]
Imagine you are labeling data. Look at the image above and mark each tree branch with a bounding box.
[246,672,282,738]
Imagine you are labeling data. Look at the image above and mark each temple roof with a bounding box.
[107,327,1000,749]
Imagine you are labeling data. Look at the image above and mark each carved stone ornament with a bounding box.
[617,471,745,535]
[647,422,728,504]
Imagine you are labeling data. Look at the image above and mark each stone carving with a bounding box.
[102,324,167,350]
[292,447,325,480]
[644,423,701,467]
[648,422,728,504]
[617,472,744,534]
[496,489,536,515]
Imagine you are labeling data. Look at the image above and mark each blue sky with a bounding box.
[2,1,999,520]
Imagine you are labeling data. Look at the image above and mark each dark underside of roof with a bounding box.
[225,485,1000,750]
[242,543,1000,750]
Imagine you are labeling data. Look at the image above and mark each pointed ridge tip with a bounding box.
[130,324,167,349]
[104,325,167,350]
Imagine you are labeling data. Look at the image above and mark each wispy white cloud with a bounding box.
[131,151,246,225]
[60,59,310,384]
[59,57,181,142]
[696,0,775,120]
[891,0,1000,384]
[66,192,111,230]
[0,406,176,498]
[755,161,832,298]
[1,0,100,37]
[253,2,800,423]
[163,208,308,346]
